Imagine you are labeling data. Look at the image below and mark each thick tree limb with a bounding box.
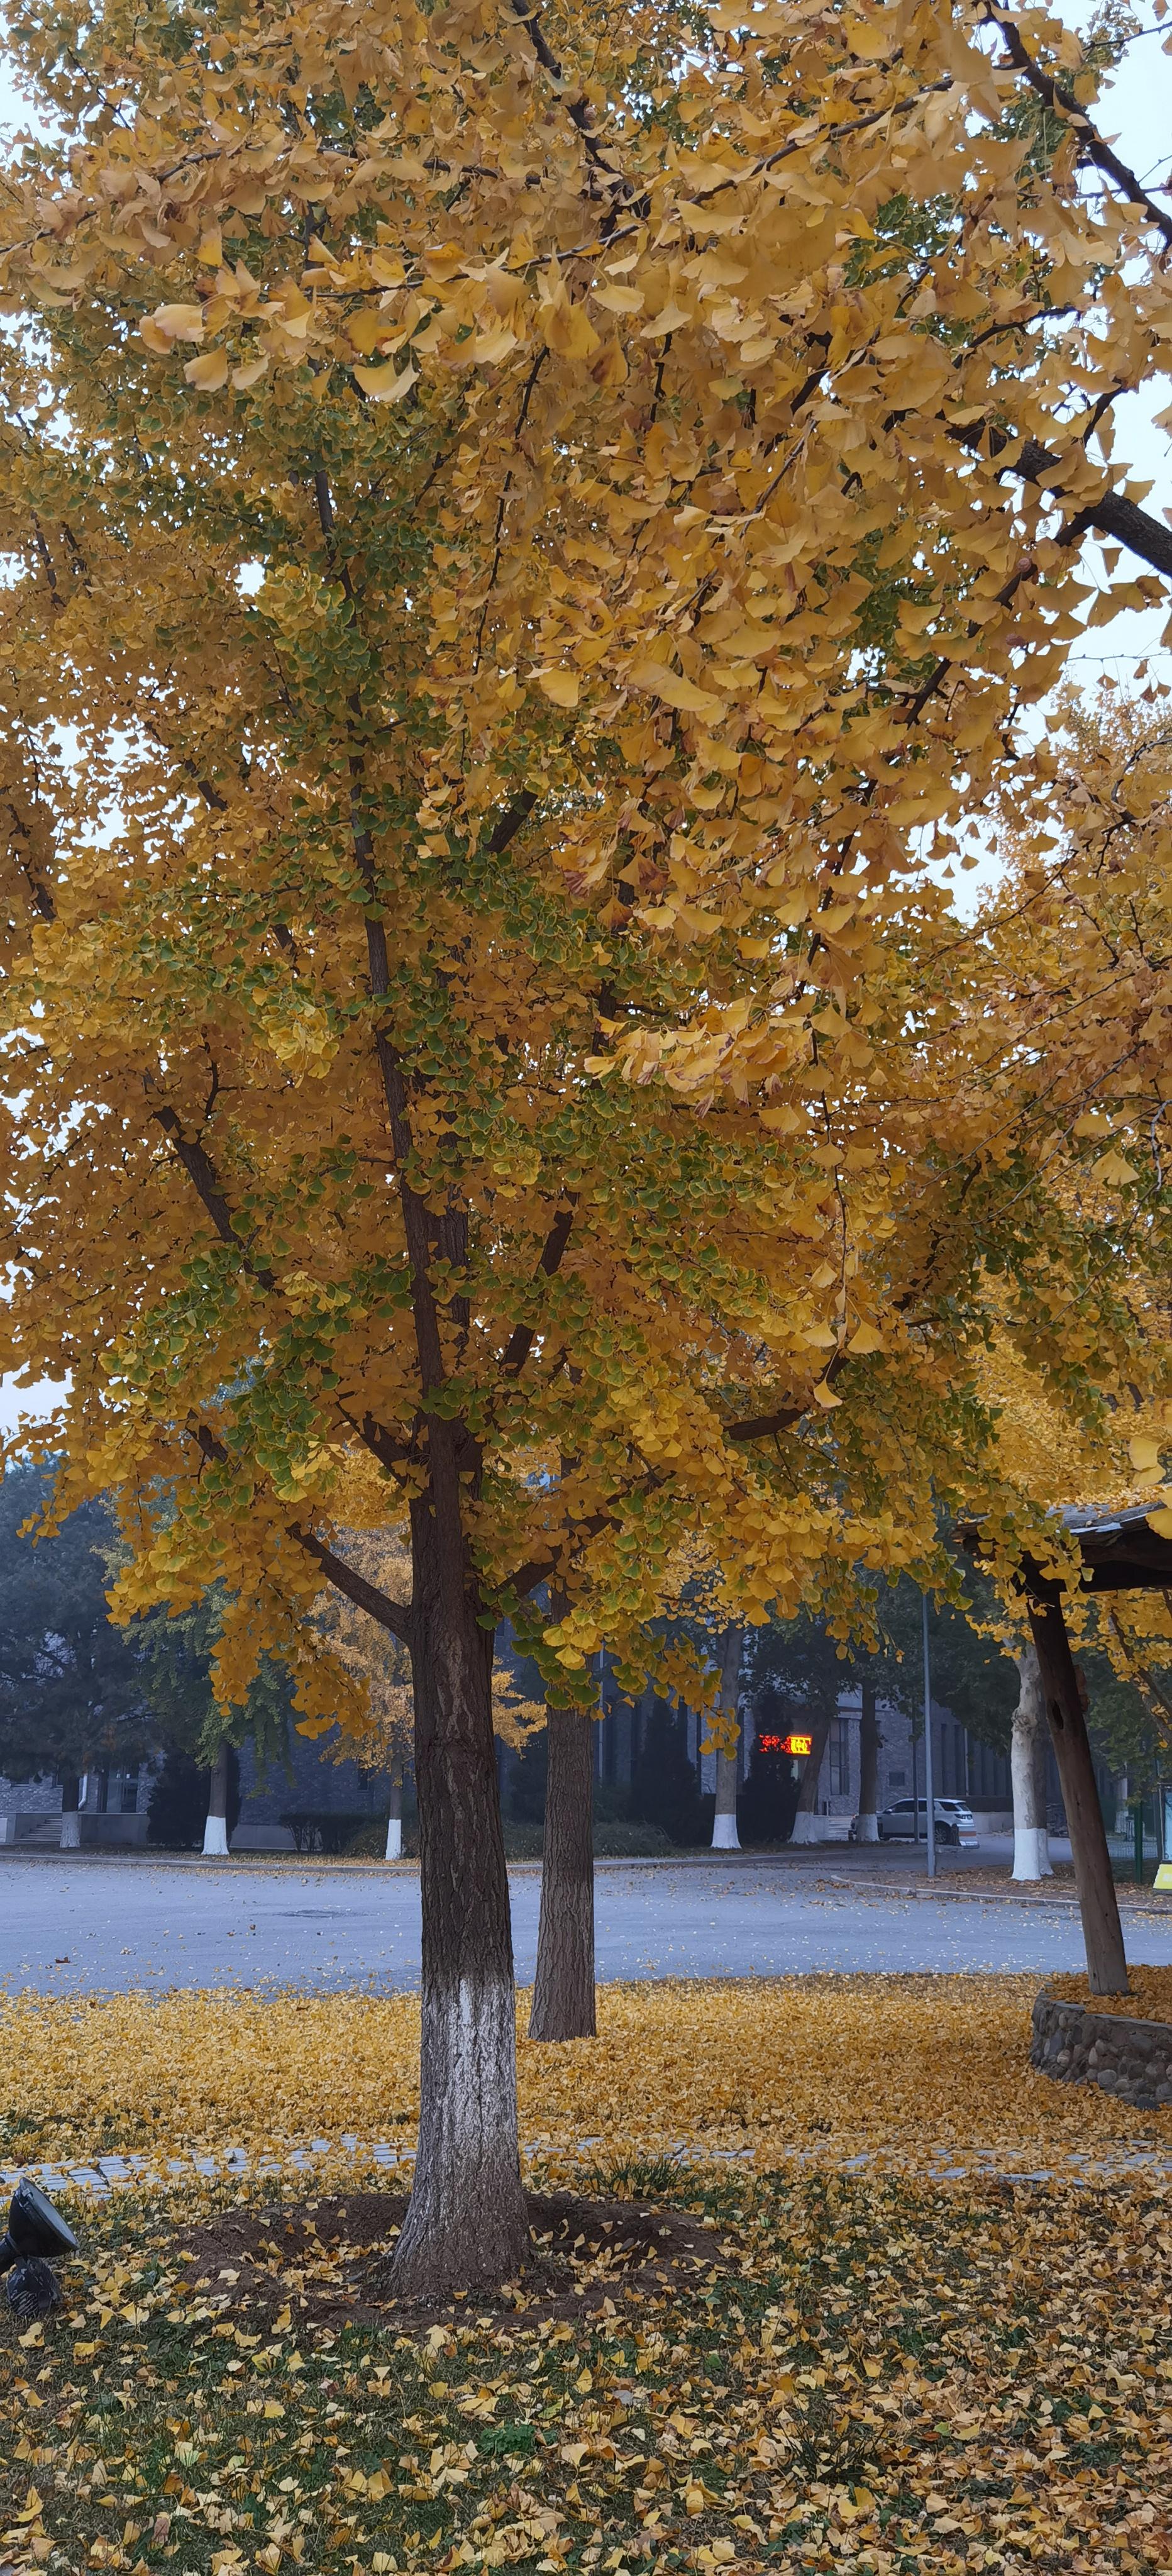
[727,1345,848,1443]
[1014,438,1172,581]
[289,1521,414,1643]
[150,1100,278,1292]
[191,1420,413,1641]
[485,791,537,857]
[499,1198,577,1373]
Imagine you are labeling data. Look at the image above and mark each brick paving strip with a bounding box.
[4,2131,1171,2204]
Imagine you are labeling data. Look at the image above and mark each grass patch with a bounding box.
[4,2164,1171,2576]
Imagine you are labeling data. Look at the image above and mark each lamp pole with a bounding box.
[922,1592,936,1880]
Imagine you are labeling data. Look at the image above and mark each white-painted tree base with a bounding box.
[202,1814,229,1857]
[1012,1826,1053,1881]
[385,1816,402,1861]
[790,1810,819,1843]
[59,1812,81,1850]
[854,1813,879,1842]
[711,1812,740,1850]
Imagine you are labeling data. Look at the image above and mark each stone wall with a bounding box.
[1031,1992,1172,2106]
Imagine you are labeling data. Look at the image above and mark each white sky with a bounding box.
[1,11,1169,1439]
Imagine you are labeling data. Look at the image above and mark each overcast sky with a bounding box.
[1,10,1169,1441]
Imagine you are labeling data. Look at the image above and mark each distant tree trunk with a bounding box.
[711,1624,743,1850]
[529,1704,595,2040]
[1028,1600,1127,1994]
[790,1713,832,1843]
[385,1760,403,1861]
[389,1484,529,2298]
[1011,1645,1052,1881]
[855,1677,880,1841]
[202,1741,230,1857]
[59,1773,81,1851]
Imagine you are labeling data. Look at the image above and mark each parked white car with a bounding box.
[875,1796,979,1846]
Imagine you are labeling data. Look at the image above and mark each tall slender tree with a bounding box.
[3,0,1169,2287]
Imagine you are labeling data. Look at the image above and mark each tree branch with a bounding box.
[983,3,1172,251]
[485,790,537,856]
[149,1098,279,1292]
[499,1197,577,1373]
[191,1420,413,1643]
[727,1346,849,1443]
[289,1520,414,1643]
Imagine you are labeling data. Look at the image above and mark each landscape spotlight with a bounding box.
[1,2176,79,2321]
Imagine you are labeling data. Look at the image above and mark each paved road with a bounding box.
[4,1852,1172,1994]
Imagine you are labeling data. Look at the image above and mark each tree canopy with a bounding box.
[2,0,1170,2287]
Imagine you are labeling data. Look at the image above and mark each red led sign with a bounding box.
[757,1731,813,1757]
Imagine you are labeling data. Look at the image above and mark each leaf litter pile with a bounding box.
[2,1977,1171,2576]
[4,1977,1172,2175]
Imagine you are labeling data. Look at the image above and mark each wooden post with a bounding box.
[1028,1599,1129,1994]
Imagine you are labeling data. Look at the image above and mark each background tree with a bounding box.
[307,1528,415,1858]
[2,0,1170,2284]
[0,1463,150,1846]
[136,1589,292,1855]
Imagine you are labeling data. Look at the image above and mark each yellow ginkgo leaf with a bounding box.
[539,298,599,360]
[184,348,229,390]
[353,358,419,401]
[534,667,579,709]
[626,659,722,717]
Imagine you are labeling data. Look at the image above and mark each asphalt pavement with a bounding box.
[4,1848,1172,1994]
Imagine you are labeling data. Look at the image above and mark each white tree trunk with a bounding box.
[711,1624,741,1850]
[1114,1774,1130,1838]
[60,1773,82,1850]
[385,1762,403,1860]
[854,1811,879,1842]
[202,1741,230,1857]
[1011,1646,1053,1880]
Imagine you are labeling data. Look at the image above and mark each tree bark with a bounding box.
[855,1675,880,1841]
[1028,1600,1128,1992]
[390,1485,530,2297]
[529,1704,596,2040]
[711,1624,742,1850]
[202,1740,229,1857]
[1011,1645,1052,1880]
[385,1760,404,1861]
[790,1712,832,1843]
[59,1772,81,1851]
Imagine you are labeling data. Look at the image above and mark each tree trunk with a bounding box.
[1028,1600,1128,1994]
[385,1760,403,1862]
[711,1624,742,1850]
[202,1741,229,1857]
[529,1705,596,2040]
[1011,1645,1052,1881]
[790,1713,832,1843]
[856,1676,880,1841]
[59,1772,81,1851]
[390,1492,529,2297]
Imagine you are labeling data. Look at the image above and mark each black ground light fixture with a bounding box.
[0,2177,79,2321]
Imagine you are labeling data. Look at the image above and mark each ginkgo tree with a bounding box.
[1,0,1171,2290]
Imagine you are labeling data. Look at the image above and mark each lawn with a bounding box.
[2,1979,1169,2576]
